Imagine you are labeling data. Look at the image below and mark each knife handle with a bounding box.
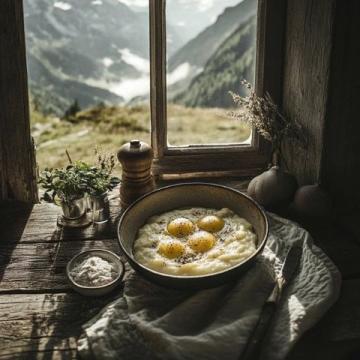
[240,300,277,360]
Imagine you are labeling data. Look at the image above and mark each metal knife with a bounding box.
[241,245,303,360]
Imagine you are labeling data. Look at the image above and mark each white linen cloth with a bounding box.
[77,213,341,360]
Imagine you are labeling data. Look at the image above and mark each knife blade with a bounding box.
[268,245,303,303]
[280,245,303,287]
[241,245,303,360]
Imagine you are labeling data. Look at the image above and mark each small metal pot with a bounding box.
[89,191,110,224]
[60,196,87,220]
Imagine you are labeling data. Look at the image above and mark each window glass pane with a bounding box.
[24,0,151,176]
[166,0,256,146]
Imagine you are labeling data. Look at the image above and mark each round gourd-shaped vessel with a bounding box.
[247,166,298,209]
[292,184,333,218]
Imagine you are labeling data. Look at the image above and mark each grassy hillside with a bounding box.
[31,104,250,175]
[174,16,256,109]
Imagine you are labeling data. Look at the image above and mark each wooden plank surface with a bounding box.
[0,292,119,359]
[0,239,120,293]
[0,198,122,244]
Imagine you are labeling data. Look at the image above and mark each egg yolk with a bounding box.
[167,217,195,238]
[188,231,216,253]
[158,240,185,259]
[197,215,225,233]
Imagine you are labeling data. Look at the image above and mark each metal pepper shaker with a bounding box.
[117,140,155,208]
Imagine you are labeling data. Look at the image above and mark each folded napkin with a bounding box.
[78,213,341,360]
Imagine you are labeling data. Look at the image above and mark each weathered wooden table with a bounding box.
[1,181,360,359]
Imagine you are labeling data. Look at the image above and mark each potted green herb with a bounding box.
[39,164,88,220]
[39,150,120,223]
[84,151,120,223]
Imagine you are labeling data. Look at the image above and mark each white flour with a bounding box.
[70,256,117,286]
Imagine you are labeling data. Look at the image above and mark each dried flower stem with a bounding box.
[228,80,304,166]
[65,149,73,164]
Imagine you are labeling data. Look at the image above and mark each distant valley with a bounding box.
[24,0,256,115]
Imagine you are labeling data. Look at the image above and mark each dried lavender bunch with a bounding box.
[87,146,120,195]
[229,80,304,164]
[94,146,116,175]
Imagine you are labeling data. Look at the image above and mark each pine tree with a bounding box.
[63,99,81,120]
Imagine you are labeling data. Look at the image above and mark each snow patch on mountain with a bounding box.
[110,77,149,101]
[119,49,149,74]
[118,0,148,8]
[167,63,192,85]
[108,61,193,101]
[54,2,72,11]
[102,57,114,67]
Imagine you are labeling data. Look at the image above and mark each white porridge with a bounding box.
[134,207,257,276]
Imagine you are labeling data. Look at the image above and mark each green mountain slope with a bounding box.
[174,15,256,109]
[168,0,256,72]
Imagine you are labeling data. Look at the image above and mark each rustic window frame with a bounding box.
[0,0,286,202]
[150,0,286,178]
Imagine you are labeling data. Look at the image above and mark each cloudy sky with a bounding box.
[118,0,242,12]
[118,0,216,11]
[116,0,244,45]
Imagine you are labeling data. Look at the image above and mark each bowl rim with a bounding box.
[117,182,269,280]
[66,249,125,289]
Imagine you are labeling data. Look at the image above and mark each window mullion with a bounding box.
[150,0,167,159]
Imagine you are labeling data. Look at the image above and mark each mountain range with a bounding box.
[24,0,256,115]
[167,0,256,104]
[25,0,184,114]
[169,0,256,71]
[174,15,256,108]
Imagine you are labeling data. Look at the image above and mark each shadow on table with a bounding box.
[0,201,34,283]
[24,207,123,358]
[28,291,120,360]
[27,234,122,359]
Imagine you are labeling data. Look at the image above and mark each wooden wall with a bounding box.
[321,0,360,211]
[281,0,359,211]
[281,0,336,185]
[0,0,38,203]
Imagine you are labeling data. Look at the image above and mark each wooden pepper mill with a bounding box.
[117,140,155,208]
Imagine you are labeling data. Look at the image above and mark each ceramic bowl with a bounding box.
[66,249,125,296]
[117,182,268,289]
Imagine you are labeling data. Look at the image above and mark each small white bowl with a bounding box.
[66,249,125,296]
